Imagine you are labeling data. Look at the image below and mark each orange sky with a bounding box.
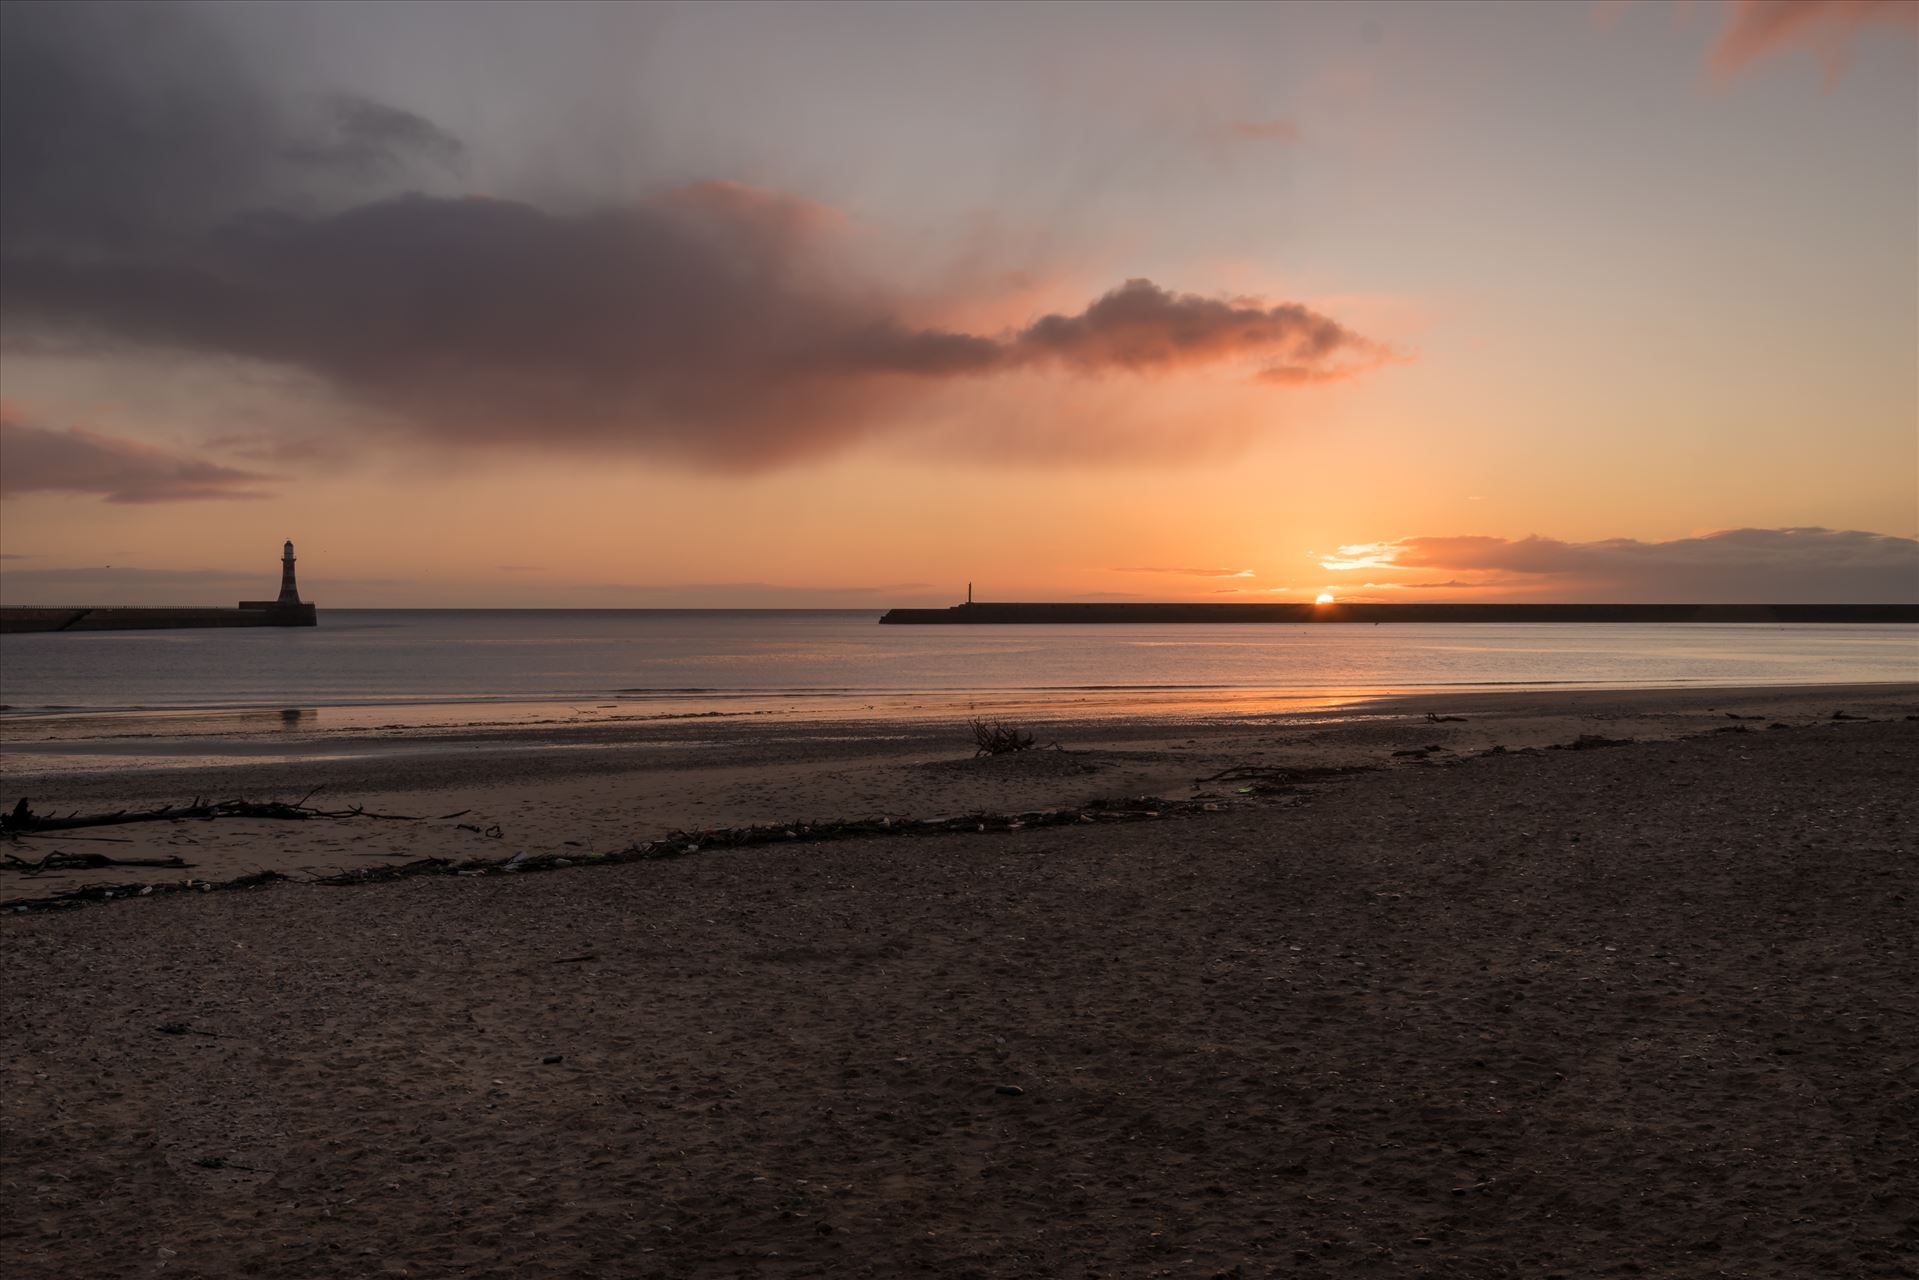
[2,1,1915,606]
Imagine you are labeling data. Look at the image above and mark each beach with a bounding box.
[4,683,1916,901]
[2,684,1916,1277]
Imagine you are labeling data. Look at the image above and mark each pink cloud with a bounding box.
[1710,0,1918,84]
[0,407,276,503]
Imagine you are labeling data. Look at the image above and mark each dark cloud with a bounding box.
[0,409,275,503]
[0,2,1386,471]
[282,95,466,178]
[0,2,444,253]
[1710,0,1917,83]
[3,190,1378,468]
[1012,280,1385,381]
[1324,528,1919,603]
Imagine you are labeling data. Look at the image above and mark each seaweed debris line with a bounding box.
[0,540,319,633]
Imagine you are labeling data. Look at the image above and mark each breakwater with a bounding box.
[878,602,1919,625]
[3,540,319,633]
[0,603,317,634]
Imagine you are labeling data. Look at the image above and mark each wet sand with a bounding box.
[3,683,1914,900]
[2,687,1917,1277]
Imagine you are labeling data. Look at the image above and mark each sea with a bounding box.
[3,610,1915,734]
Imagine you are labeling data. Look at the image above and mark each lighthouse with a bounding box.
[277,540,302,605]
[236,540,318,625]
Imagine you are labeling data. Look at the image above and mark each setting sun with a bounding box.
[1315,593,1336,605]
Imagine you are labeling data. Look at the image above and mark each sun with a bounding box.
[1315,592,1336,605]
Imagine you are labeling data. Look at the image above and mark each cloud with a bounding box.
[0,2,1389,472]
[2,195,1382,469]
[0,408,277,503]
[1113,566,1256,578]
[1316,544,1401,571]
[1709,0,1918,83]
[1391,576,1537,590]
[1320,527,1919,602]
[282,95,466,179]
[1014,280,1388,381]
[0,3,445,254]
[201,432,338,464]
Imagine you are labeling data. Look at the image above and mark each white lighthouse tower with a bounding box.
[276,540,302,605]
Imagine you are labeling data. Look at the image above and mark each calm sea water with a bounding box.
[2,611,1914,722]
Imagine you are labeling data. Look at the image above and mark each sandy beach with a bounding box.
[4,683,1915,901]
[2,684,1916,1277]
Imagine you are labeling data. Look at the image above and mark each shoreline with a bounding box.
[7,673,1915,737]
[5,682,1914,902]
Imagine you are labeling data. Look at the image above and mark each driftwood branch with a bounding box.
[971,720,1036,756]
[1,796,421,834]
[1192,764,1373,794]
[4,851,192,875]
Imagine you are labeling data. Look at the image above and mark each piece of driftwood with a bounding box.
[1,792,421,834]
[1192,764,1374,794]
[1549,734,1634,751]
[972,720,1036,756]
[4,850,192,875]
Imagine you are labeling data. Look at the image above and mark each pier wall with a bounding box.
[878,602,1919,625]
[0,604,317,634]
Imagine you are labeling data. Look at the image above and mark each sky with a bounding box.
[1,0,1915,607]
